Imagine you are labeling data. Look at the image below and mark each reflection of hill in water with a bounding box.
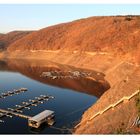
[0,59,110,98]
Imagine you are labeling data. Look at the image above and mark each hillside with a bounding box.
[0,31,32,51]
[5,16,139,57]
[0,15,140,134]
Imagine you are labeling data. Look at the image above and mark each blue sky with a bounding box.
[0,4,140,33]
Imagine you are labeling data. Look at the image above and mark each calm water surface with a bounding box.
[0,59,99,134]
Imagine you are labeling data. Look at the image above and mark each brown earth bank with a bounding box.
[0,15,140,134]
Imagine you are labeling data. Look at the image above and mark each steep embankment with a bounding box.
[75,62,140,134]
[0,16,140,134]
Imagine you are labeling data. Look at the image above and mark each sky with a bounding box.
[0,4,140,33]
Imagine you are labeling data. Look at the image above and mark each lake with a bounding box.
[0,59,103,134]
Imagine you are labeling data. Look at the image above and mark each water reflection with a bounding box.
[0,59,109,98]
[0,59,110,134]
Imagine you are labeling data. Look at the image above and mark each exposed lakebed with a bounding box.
[0,59,108,134]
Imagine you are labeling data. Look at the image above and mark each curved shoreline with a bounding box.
[0,51,140,134]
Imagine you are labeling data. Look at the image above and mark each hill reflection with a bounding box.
[0,59,110,98]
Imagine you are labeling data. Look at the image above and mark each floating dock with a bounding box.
[0,88,28,99]
[10,94,54,113]
[0,92,55,128]
[28,110,54,128]
[0,108,31,119]
[0,108,54,128]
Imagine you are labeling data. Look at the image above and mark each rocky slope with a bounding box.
[0,15,140,134]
